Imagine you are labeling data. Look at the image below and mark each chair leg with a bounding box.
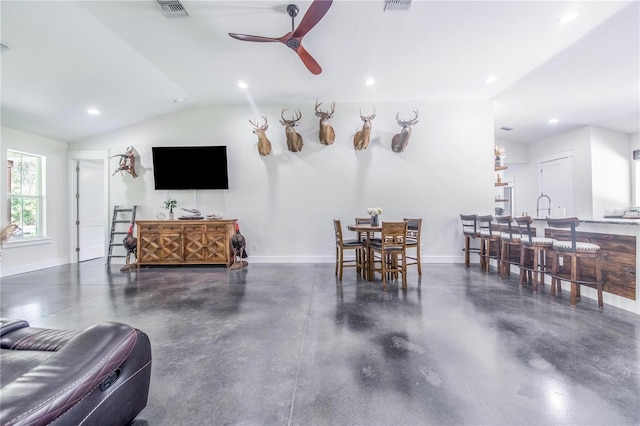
[464,236,470,266]
[570,256,578,307]
[335,246,339,277]
[532,249,539,293]
[596,256,603,308]
[550,253,556,297]
[416,245,422,275]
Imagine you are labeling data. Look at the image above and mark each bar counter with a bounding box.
[532,218,639,314]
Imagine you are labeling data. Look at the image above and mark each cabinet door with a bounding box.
[205,231,228,263]
[139,232,162,262]
[139,224,162,263]
[205,223,230,263]
[160,232,182,262]
[184,231,206,262]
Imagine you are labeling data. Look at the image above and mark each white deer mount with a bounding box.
[249,116,272,156]
[353,107,376,150]
[314,99,335,145]
[391,110,419,153]
[280,108,304,152]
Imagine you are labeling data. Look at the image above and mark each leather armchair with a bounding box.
[0,319,152,426]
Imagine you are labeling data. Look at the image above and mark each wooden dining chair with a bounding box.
[333,219,365,280]
[403,218,422,275]
[369,221,408,290]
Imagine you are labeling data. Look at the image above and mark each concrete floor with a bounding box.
[1,260,639,425]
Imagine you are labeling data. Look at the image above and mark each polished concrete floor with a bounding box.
[1,260,639,425]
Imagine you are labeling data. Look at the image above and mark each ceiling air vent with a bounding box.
[157,0,190,18]
[384,0,413,11]
[0,42,13,53]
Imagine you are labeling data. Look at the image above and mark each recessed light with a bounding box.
[365,78,375,86]
[558,12,578,24]
[238,81,248,89]
[87,108,100,115]
[485,76,497,85]
[173,98,184,104]
[548,118,559,124]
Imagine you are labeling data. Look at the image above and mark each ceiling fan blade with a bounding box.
[292,0,333,39]
[228,33,280,43]
[294,44,322,75]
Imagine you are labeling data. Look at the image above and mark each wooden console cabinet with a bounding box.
[136,219,237,267]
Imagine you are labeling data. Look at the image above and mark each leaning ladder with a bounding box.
[107,205,137,265]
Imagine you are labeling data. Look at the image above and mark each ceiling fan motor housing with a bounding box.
[287,4,299,18]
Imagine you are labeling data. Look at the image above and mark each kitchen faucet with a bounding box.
[536,193,551,218]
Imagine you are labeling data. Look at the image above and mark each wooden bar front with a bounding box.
[544,228,636,300]
[136,219,237,267]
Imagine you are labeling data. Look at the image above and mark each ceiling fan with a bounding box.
[228,0,333,75]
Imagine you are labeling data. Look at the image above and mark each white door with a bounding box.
[539,156,573,218]
[77,160,105,261]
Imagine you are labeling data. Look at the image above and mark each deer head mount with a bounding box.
[110,146,137,178]
[391,110,419,153]
[280,108,304,152]
[249,116,272,156]
[353,107,376,150]
[314,99,335,145]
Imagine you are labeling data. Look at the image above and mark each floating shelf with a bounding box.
[494,165,508,171]
[495,182,508,187]
[495,199,509,202]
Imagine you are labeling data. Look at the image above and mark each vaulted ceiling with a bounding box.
[1,0,638,143]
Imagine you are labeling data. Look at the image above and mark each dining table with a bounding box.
[346,223,382,281]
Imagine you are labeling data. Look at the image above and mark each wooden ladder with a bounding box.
[107,205,137,265]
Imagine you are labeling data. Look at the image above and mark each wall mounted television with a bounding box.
[152,146,229,190]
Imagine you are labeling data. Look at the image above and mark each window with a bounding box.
[7,150,43,238]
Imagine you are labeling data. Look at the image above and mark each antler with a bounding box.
[396,110,419,126]
[315,99,335,117]
[281,108,302,124]
[359,106,376,121]
[249,116,268,131]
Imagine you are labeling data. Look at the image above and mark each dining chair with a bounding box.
[369,221,408,290]
[546,217,603,308]
[403,218,422,275]
[333,219,365,280]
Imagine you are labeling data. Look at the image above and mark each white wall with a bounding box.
[591,126,631,218]
[630,132,640,206]
[1,126,71,276]
[68,99,495,264]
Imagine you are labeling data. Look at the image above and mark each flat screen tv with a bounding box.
[152,146,229,190]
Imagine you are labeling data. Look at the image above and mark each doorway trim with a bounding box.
[67,150,110,264]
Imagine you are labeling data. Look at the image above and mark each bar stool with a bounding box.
[403,218,423,276]
[477,215,501,273]
[459,214,481,266]
[496,216,521,279]
[546,217,603,308]
[515,216,554,293]
[333,219,366,280]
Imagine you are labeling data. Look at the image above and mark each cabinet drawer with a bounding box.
[206,224,227,232]
[140,224,160,232]
[184,225,206,232]
[161,224,183,232]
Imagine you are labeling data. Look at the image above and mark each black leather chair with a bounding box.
[0,319,152,426]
